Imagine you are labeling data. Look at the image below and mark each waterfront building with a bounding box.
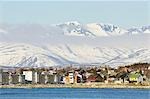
[74,71,82,83]
[87,75,96,82]
[23,70,33,84]
[68,71,74,84]
[0,69,2,85]
[129,72,143,83]
[22,69,39,84]
[11,72,19,84]
[0,63,149,85]
[39,71,45,84]
[1,69,9,85]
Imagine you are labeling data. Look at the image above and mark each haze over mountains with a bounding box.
[0,21,150,67]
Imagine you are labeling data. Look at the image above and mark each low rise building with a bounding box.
[0,69,9,85]
[129,72,143,83]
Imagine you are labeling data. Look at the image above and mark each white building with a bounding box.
[68,72,74,84]
[148,66,150,70]
[22,71,39,83]
[23,71,32,82]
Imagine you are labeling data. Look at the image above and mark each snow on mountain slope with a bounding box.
[0,22,149,67]
[56,21,127,37]
[47,44,150,66]
[56,21,94,37]
[0,43,149,67]
[141,26,150,33]
[0,43,76,67]
[127,26,150,35]
[85,23,127,36]
[0,22,149,38]
[56,21,149,37]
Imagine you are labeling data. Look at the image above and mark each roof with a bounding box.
[87,75,97,81]
[129,72,141,78]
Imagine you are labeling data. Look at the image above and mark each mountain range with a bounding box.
[0,21,150,67]
[57,21,150,37]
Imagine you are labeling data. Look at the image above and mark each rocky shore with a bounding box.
[1,83,150,89]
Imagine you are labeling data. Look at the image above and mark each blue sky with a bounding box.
[0,0,149,28]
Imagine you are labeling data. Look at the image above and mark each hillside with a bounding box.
[0,22,149,67]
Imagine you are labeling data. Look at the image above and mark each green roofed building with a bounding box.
[129,72,143,83]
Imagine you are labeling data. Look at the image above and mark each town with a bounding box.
[0,63,150,86]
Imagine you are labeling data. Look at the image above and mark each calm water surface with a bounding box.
[0,88,149,99]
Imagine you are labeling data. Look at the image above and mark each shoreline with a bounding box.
[1,83,150,89]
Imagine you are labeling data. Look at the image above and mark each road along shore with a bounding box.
[1,83,150,89]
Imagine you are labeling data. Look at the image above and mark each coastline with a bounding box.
[1,83,150,89]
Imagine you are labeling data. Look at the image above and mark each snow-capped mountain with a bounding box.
[127,26,150,35]
[56,21,94,37]
[0,21,150,67]
[56,21,150,37]
[56,21,127,37]
[0,21,149,39]
[0,43,149,67]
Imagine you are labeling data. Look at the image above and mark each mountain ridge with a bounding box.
[0,42,149,68]
[0,21,150,38]
[0,21,149,67]
[56,21,150,37]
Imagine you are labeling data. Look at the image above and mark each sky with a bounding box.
[0,0,149,28]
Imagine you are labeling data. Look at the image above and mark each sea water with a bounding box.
[0,88,149,99]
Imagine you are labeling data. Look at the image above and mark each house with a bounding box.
[144,70,150,82]
[1,69,24,85]
[39,71,45,84]
[47,74,55,84]
[74,71,82,83]
[99,70,108,81]
[129,72,143,83]
[75,75,82,83]
[22,70,33,84]
[38,70,53,84]
[106,69,117,83]
[79,70,86,83]
[82,74,87,83]
[107,76,116,83]
[114,78,123,84]
[11,72,19,84]
[15,68,25,84]
[87,75,96,82]
[63,71,74,84]
[68,71,74,84]
[64,75,69,84]
[0,69,2,85]
[0,69,9,85]
[108,68,115,75]
[85,72,93,80]
[22,70,39,84]
[95,74,105,82]
[47,69,56,84]
[22,68,46,84]
[116,72,129,83]
[52,72,62,84]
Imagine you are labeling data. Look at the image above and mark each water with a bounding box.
[0,88,149,99]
